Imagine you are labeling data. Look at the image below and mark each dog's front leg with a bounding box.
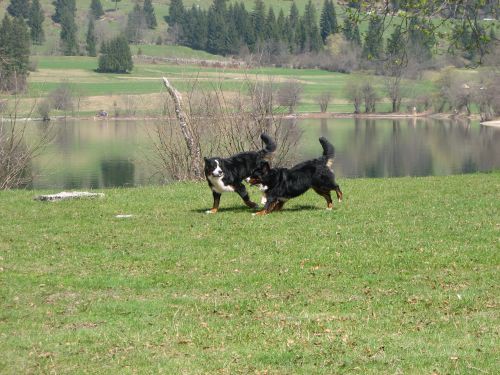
[253,199,277,216]
[206,191,221,214]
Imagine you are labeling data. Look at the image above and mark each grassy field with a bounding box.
[18,54,436,116]
[0,172,498,373]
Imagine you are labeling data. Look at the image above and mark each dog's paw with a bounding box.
[326,207,333,211]
[260,196,267,205]
[205,209,217,214]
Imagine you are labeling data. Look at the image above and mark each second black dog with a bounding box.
[249,137,342,215]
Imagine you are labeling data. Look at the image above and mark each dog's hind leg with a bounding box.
[313,187,334,210]
[235,184,258,209]
[334,185,343,202]
[206,191,221,214]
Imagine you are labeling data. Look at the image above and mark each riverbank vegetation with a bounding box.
[1,172,498,373]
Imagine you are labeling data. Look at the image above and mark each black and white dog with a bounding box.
[204,133,276,213]
[249,137,342,215]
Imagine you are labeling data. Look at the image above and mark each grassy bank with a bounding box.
[1,173,498,373]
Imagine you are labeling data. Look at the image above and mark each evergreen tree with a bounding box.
[59,1,78,55]
[362,15,383,59]
[408,16,435,62]
[386,25,404,58]
[233,2,254,50]
[265,7,278,42]
[86,18,97,56]
[143,0,157,29]
[342,17,361,46]
[166,0,185,26]
[252,0,266,42]
[126,3,146,43]
[303,0,322,52]
[320,0,337,43]
[53,0,76,24]
[90,0,104,20]
[289,1,299,29]
[276,9,287,41]
[98,36,133,73]
[207,0,231,55]
[0,15,31,91]
[28,0,45,45]
[183,5,208,50]
[7,0,30,19]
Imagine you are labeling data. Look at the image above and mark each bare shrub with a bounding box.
[345,81,363,114]
[384,76,408,113]
[121,95,139,117]
[49,82,75,114]
[36,99,52,121]
[361,81,379,113]
[316,92,333,113]
[149,76,302,182]
[473,70,500,121]
[277,80,303,114]
[0,95,53,189]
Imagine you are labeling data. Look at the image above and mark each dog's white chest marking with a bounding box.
[208,175,235,193]
[208,160,234,193]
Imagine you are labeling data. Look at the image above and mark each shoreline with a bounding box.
[1,112,493,123]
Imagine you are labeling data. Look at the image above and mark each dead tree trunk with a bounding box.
[162,77,202,179]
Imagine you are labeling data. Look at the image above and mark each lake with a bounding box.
[18,118,500,189]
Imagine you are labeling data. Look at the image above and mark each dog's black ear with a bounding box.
[204,157,209,163]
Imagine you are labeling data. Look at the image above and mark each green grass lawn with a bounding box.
[0,172,498,373]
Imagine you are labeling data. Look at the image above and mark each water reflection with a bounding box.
[301,118,500,179]
[100,159,135,187]
[24,118,500,189]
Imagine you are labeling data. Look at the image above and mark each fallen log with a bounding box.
[34,191,105,202]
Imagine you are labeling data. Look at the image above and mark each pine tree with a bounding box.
[7,0,30,19]
[265,7,278,42]
[126,4,146,43]
[53,0,76,24]
[86,18,97,56]
[0,15,31,91]
[143,0,157,29]
[98,36,133,73]
[183,5,208,50]
[166,0,185,26]
[60,2,78,55]
[28,0,45,45]
[408,17,435,62]
[386,25,404,58]
[289,1,299,29]
[90,0,104,20]
[303,0,322,52]
[320,0,337,42]
[252,0,266,42]
[342,18,361,46]
[362,15,383,59]
[207,1,230,55]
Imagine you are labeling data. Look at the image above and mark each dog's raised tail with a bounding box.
[319,137,335,158]
[261,133,277,154]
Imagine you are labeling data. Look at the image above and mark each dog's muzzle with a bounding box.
[248,177,261,185]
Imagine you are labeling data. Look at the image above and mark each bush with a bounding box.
[98,36,133,73]
[49,82,75,112]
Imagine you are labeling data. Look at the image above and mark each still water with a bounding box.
[25,118,500,189]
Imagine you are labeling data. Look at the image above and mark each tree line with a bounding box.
[167,0,344,56]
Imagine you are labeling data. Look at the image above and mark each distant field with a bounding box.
[0,172,498,373]
[17,55,436,116]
